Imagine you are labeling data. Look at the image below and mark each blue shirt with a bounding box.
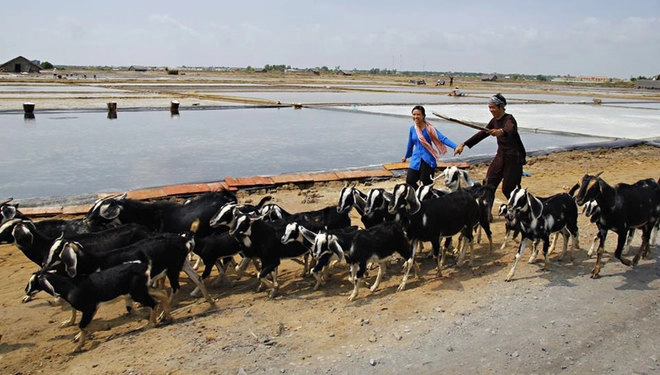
[404,125,457,170]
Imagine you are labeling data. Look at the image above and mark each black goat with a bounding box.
[342,221,416,301]
[47,230,213,304]
[574,173,660,278]
[33,254,170,352]
[503,187,579,282]
[86,190,236,237]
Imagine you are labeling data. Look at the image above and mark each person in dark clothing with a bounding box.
[453,93,526,199]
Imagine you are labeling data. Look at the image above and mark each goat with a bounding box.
[342,221,417,301]
[337,184,367,216]
[574,173,660,278]
[85,190,236,237]
[229,213,311,298]
[439,180,495,253]
[33,254,170,352]
[388,184,479,274]
[336,185,375,227]
[499,201,573,264]
[45,228,214,304]
[442,166,494,222]
[362,188,398,227]
[259,203,352,232]
[282,222,359,290]
[581,200,639,258]
[503,187,579,282]
[191,230,244,286]
[1,198,108,244]
[1,218,151,268]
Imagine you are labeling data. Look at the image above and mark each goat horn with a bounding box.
[1,197,14,206]
[594,171,603,178]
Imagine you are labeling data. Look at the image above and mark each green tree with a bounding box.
[40,61,54,69]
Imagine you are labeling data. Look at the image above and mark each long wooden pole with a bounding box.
[431,112,490,132]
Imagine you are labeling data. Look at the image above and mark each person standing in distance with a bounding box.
[454,93,526,200]
[402,105,458,189]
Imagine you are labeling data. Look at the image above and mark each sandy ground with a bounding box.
[1,72,660,374]
[1,144,659,375]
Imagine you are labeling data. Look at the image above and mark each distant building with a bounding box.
[336,70,352,76]
[128,65,149,72]
[0,56,41,73]
[481,74,498,81]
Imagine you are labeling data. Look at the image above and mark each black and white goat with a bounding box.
[281,222,359,290]
[503,187,579,282]
[259,203,352,232]
[1,218,150,268]
[43,228,213,304]
[337,184,367,216]
[440,167,495,249]
[574,173,660,278]
[1,198,108,244]
[229,212,311,298]
[33,253,170,352]
[499,202,573,263]
[388,183,479,273]
[362,188,399,227]
[337,186,395,228]
[341,221,417,301]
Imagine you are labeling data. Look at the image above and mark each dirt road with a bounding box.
[1,145,659,375]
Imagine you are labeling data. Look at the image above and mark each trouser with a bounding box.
[406,160,435,189]
[485,153,523,199]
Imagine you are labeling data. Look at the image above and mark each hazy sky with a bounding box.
[3,0,658,78]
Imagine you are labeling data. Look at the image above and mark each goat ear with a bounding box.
[527,193,543,219]
[99,201,121,220]
[406,185,422,213]
[61,243,79,278]
[382,190,393,202]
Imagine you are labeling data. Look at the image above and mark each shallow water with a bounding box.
[1,106,604,200]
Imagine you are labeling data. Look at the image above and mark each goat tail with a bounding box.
[189,218,200,233]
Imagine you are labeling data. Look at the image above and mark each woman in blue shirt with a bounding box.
[402,105,457,188]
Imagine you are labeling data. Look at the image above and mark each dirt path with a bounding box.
[1,145,659,375]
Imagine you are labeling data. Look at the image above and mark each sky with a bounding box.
[2,0,659,78]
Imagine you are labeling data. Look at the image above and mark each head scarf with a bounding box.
[489,93,506,107]
[414,121,447,159]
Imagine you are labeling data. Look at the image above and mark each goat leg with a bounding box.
[348,264,360,301]
[73,328,87,352]
[591,244,605,279]
[506,238,529,282]
[181,259,214,304]
[370,262,386,292]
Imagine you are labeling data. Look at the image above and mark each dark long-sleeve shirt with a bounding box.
[463,113,526,163]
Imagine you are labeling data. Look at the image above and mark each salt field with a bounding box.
[1,82,658,201]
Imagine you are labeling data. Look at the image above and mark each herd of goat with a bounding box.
[1,166,659,351]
